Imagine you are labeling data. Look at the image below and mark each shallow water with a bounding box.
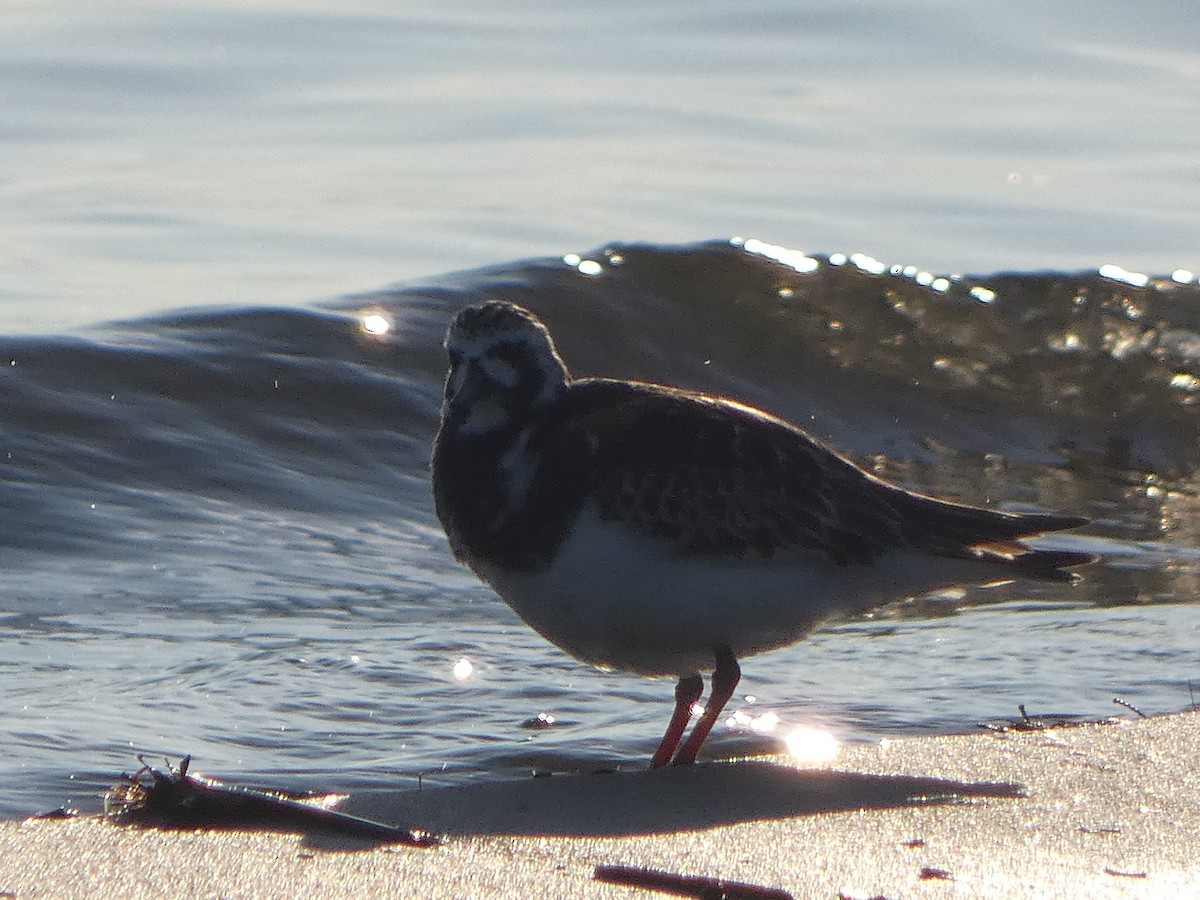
[1,2,1199,818]
[2,241,1198,818]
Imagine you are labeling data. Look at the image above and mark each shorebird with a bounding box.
[431,300,1092,768]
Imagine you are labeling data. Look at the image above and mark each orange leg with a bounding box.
[673,645,740,766]
[649,674,703,769]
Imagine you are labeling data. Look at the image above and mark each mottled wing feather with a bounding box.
[555,378,1092,576]
[556,379,913,564]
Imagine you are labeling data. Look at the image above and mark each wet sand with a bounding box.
[2,710,1196,898]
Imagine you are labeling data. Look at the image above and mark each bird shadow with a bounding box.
[346,760,1024,838]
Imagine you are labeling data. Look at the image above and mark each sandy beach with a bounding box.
[2,710,1196,899]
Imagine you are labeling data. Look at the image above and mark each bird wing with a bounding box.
[554,379,912,564]
[553,378,1092,577]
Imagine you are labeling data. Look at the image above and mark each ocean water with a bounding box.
[2,3,1199,818]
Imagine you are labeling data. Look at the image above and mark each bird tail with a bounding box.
[901,495,1096,582]
[967,541,1097,583]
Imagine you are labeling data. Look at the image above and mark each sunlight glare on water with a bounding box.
[1098,264,1150,288]
[360,312,392,336]
[784,725,841,765]
[726,699,841,765]
[563,253,606,276]
[735,238,821,274]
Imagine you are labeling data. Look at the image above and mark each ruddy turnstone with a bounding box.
[431,300,1093,768]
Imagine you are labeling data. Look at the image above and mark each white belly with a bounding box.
[474,505,987,677]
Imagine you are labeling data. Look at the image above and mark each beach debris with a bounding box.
[594,863,793,899]
[1111,697,1148,718]
[979,703,1118,732]
[917,866,953,881]
[1079,824,1123,835]
[1103,866,1148,879]
[104,755,437,847]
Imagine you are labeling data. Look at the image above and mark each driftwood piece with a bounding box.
[104,756,437,847]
